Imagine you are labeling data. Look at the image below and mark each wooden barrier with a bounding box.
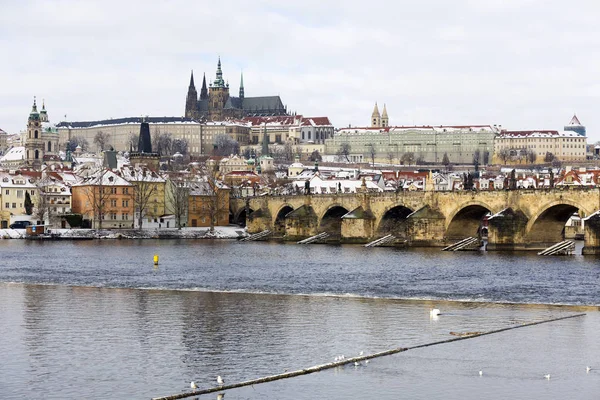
[152,313,586,400]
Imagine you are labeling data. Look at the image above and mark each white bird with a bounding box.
[359,351,364,356]
[191,381,198,390]
[216,394,224,400]
[430,308,441,317]
[217,375,224,385]
[479,371,483,376]
[334,356,339,362]
[586,366,591,373]
[354,361,360,367]
[544,374,551,380]
[365,360,369,364]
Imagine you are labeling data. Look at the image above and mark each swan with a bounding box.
[217,375,224,385]
[191,381,198,389]
[430,308,441,317]
[479,371,483,376]
[544,374,550,380]
[586,366,591,373]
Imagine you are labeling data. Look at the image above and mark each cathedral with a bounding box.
[185,58,288,121]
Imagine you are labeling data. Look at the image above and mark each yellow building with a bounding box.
[0,172,38,222]
[117,165,166,228]
[493,130,587,164]
[71,169,135,229]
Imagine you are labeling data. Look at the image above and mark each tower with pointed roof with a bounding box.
[381,104,389,127]
[564,114,586,136]
[208,57,231,120]
[239,72,245,100]
[24,97,46,167]
[200,73,208,100]
[371,103,381,127]
[185,70,198,119]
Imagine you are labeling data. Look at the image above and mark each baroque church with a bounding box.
[185,58,288,121]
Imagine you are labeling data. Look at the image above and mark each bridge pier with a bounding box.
[341,206,376,244]
[486,208,529,251]
[582,212,600,255]
[406,206,446,247]
[284,205,319,241]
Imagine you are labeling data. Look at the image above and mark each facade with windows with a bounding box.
[493,130,587,164]
[325,125,499,164]
[0,173,38,225]
[71,169,134,229]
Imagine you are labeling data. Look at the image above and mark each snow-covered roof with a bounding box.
[0,146,25,162]
[73,169,133,187]
[498,130,582,138]
[117,165,166,183]
[57,116,199,129]
[337,125,499,136]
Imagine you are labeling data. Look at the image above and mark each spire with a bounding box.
[32,96,38,113]
[189,70,195,88]
[29,96,40,121]
[568,114,582,126]
[200,73,208,100]
[261,123,269,156]
[371,102,381,127]
[214,56,225,88]
[381,104,389,127]
[239,72,245,99]
[40,98,48,122]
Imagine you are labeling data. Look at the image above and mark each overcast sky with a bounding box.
[1,0,600,141]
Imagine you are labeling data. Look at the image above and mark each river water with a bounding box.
[1,240,599,399]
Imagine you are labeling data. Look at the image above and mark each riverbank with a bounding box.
[0,225,248,240]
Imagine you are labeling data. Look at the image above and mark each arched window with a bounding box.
[34,130,38,139]
[35,150,39,159]
[48,141,52,152]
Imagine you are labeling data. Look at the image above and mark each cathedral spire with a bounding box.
[381,104,388,127]
[214,56,225,88]
[189,70,195,88]
[239,72,245,99]
[200,73,208,100]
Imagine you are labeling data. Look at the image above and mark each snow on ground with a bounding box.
[0,226,248,240]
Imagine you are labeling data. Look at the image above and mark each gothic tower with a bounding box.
[185,70,198,119]
[200,73,208,100]
[381,104,389,127]
[371,103,381,127]
[208,57,230,121]
[239,72,245,100]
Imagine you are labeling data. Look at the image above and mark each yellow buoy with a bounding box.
[153,254,159,265]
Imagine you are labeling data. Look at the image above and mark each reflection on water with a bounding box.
[0,240,599,399]
[1,284,599,399]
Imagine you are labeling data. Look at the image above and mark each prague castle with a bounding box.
[185,57,288,121]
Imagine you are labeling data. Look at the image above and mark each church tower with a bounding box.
[185,70,198,119]
[25,97,45,166]
[381,104,389,127]
[371,103,381,127]
[208,57,230,121]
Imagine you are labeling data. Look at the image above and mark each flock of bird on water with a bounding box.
[186,308,593,396]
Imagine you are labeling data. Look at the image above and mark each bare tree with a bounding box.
[81,169,112,229]
[367,143,376,166]
[152,131,173,156]
[337,143,351,162]
[127,132,138,152]
[544,152,555,163]
[387,152,394,165]
[214,134,239,156]
[126,167,160,229]
[498,148,510,165]
[283,142,295,162]
[483,150,490,165]
[172,138,189,155]
[526,150,537,164]
[401,152,415,166]
[93,131,110,152]
[66,136,89,152]
[33,186,52,224]
[473,149,481,169]
[309,150,322,162]
[166,176,190,229]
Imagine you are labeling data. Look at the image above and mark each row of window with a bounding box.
[101,213,129,220]
[99,187,129,194]
[4,202,22,209]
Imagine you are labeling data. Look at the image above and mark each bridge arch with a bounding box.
[273,204,294,236]
[445,201,496,241]
[319,204,350,236]
[377,204,414,236]
[525,200,591,245]
[233,207,254,227]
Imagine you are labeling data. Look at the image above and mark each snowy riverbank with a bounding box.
[0,226,248,240]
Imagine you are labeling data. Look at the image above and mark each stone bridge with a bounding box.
[230,188,600,253]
